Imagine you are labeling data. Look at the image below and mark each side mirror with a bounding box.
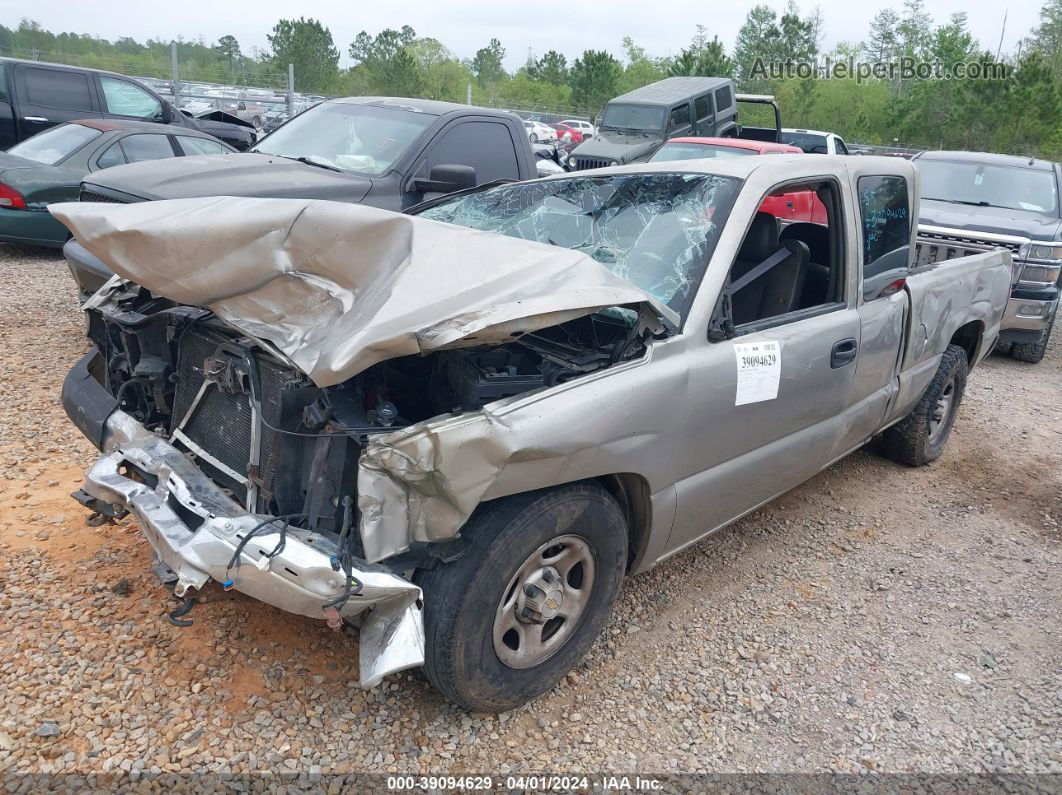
[413,164,477,194]
[159,101,173,123]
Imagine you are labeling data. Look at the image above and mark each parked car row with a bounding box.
[2,66,1058,365]
[0,119,233,247]
[0,57,257,152]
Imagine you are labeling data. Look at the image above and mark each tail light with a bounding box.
[877,278,907,298]
[0,183,26,210]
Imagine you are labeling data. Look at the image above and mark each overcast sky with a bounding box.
[4,0,1041,70]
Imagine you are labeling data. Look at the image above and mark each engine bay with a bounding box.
[84,284,653,548]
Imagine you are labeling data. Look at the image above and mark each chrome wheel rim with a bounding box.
[929,377,956,443]
[492,535,596,669]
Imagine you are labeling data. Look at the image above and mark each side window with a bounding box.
[858,175,910,301]
[694,94,712,121]
[669,103,691,130]
[100,77,162,119]
[835,138,849,155]
[176,135,228,156]
[426,121,519,182]
[24,68,94,111]
[0,64,8,104]
[720,181,844,329]
[120,134,176,163]
[714,86,733,112]
[96,142,127,169]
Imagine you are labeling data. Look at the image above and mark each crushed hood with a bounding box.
[51,197,674,387]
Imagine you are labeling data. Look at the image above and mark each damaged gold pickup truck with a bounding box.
[53,156,1011,712]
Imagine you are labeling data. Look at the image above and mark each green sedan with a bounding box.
[0,119,234,248]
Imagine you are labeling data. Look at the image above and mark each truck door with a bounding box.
[404,118,522,207]
[667,178,862,551]
[838,169,914,452]
[11,63,103,139]
[693,93,714,136]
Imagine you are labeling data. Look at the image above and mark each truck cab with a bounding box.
[567,77,780,171]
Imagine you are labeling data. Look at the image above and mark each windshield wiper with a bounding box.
[250,152,344,172]
[927,197,990,207]
[292,156,342,172]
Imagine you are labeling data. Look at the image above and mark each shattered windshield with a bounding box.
[417,172,741,321]
[252,102,436,176]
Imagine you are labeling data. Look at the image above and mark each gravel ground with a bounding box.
[0,244,1059,785]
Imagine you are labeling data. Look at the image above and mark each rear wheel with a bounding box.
[418,482,626,712]
[881,343,968,466]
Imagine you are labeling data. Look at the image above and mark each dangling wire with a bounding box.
[223,513,307,588]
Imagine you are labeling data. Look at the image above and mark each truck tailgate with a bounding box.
[902,247,1012,374]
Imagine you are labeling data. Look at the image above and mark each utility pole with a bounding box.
[466,83,472,105]
[171,42,181,107]
[287,63,295,118]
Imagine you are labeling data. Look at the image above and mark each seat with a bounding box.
[730,212,810,325]
[781,223,831,307]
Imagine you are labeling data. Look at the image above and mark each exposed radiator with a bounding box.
[170,330,289,508]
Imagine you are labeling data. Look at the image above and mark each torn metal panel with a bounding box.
[354,344,681,563]
[50,197,676,387]
[82,409,424,686]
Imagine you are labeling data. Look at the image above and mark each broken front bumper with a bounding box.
[66,359,423,687]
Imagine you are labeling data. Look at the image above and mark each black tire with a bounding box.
[1008,313,1054,364]
[881,343,968,466]
[417,482,626,712]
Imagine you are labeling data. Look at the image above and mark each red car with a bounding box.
[551,123,584,144]
[649,137,827,225]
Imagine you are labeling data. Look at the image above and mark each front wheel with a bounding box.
[881,343,968,466]
[417,482,627,712]
[1008,312,1054,364]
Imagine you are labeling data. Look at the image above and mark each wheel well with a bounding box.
[950,320,984,365]
[595,473,652,572]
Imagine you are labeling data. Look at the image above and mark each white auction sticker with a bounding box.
[733,340,782,406]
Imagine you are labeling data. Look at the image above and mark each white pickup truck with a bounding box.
[54,155,1011,712]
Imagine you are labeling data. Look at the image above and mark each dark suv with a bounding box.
[0,57,256,151]
[567,76,781,170]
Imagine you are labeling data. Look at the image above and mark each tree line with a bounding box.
[3,0,1062,158]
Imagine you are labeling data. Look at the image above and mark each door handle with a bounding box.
[23,116,48,123]
[831,337,858,368]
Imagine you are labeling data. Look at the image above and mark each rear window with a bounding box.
[858,175,911,300]
[781,132,829,154]
[24,68,94,112]
[120,134,175,163]
[7,123,102,165]
[650,143,757,162]
[176,135,229,156]
[669,104,691,130]
[714,86,733,111]
[694,94,711,120]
